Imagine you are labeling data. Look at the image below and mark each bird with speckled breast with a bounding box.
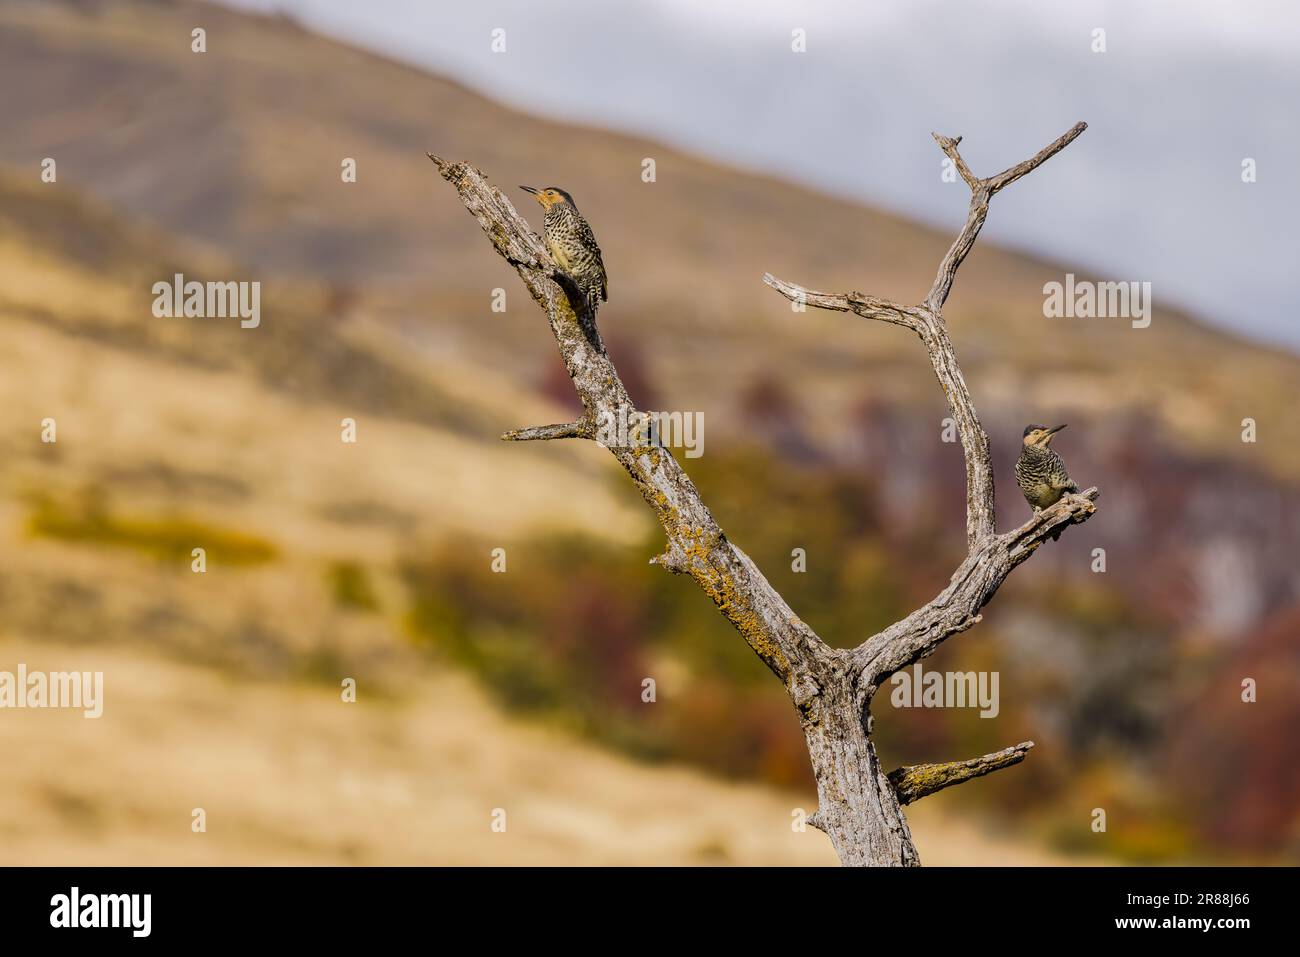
[520,186,608,319]
[1015,424,1079,540]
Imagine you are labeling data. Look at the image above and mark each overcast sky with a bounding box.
[220,0,1300,350]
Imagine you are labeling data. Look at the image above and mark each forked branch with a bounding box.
[928,122,1087,310]
[765,121,1089,554]
[430,122,1097,866]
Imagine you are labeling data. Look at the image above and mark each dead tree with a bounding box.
[427,121,1098,867]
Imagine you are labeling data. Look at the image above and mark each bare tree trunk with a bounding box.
[427,121,1098,866]
[802,671,920,866]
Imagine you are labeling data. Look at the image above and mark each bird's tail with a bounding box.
[579,297,605,354]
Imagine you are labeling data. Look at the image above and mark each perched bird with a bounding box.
[1015,424,1079,540]
[519,186,608,317]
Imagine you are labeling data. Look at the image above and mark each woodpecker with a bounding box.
[519,186,608,318]
[1015,424,1079,540]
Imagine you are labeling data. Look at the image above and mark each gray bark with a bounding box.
[426,122,1097,866]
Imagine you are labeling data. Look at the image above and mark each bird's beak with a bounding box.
[519,185,539,195]
[1048,424,1067,434]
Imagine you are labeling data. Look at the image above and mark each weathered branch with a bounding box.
[501,420,592,442]
[428,153,834,698]
[761,274,924,333]
[926,182,989,313]
[985,122,1088,195]
[889,741,1035,806]
[932,134,978,189]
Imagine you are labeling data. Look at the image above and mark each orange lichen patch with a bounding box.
[687,550,790,680]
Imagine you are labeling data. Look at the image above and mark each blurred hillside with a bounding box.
[0,0,1296,864]
[0,167,1085,866]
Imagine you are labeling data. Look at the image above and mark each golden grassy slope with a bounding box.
[0,637,1093,866]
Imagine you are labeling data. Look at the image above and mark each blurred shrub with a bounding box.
[327,561,380,611]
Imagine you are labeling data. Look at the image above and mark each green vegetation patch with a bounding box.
[28,497,276,566]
